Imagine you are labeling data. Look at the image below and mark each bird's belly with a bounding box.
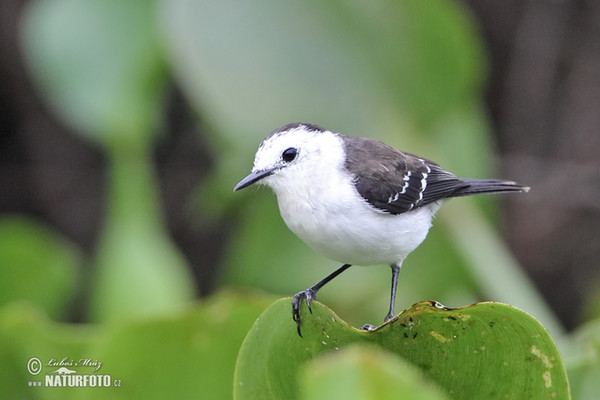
[278,196,440,266]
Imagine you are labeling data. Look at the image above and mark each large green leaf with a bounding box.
[235,299,570,399]
[80,291,272,400]
[0,291,272,400]
[160,0,483,138]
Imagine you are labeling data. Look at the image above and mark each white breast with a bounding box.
[278,190,440,265]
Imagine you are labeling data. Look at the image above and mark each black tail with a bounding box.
[451,178,530,197]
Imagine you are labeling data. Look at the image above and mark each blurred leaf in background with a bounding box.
[0,291,272,400]
[566,319,600,400]
[0,216,79,320]
[21,0,196,322]
[22,0,165,145]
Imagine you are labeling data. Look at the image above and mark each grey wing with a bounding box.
[342,137,466,214]
[353,157,466,214]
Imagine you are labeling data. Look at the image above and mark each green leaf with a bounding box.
[565,318,600,400]
[88,148,196,322]
[161,0,483,136]
[0,291,273,400]
[0,303,98,400]
[235,299,570,399]
[299,344,451,400]
[80,291,272,400]
[0,216,79,320]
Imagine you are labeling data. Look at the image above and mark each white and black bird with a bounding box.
[234,122,529,336]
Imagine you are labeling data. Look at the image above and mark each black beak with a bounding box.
[234,169,274,191]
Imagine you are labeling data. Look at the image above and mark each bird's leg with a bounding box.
[292,263,352,337]
[384,263,402,322]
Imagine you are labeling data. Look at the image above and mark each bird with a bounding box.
[234,122,529,336]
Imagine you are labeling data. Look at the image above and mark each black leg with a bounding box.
[384,263,401,322]
[292,263,352,337]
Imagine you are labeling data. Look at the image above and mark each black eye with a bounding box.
[282,147,298,162]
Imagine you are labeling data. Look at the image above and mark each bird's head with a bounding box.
[234,123,343,193]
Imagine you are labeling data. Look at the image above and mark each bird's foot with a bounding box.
[360,313,394,332]
[361,324,376,331]
[384,312,394,323]
[292,287,318,337]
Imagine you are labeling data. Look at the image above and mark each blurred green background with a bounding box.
[1,0,599,398]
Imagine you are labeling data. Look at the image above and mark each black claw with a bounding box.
[384,312,394,323]
[290,264,353,337]
[361,324,376,331]
[292,288,317,337]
